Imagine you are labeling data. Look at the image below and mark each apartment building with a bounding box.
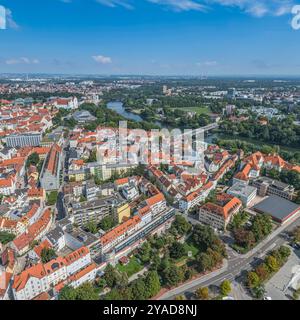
[6,133,42,148]
[12,247,94,300]
[199,194,242,230]
[11,209,53,256]
[250,176,295,201]
[70,195,125,227]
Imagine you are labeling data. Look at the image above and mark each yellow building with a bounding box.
[116,203,131,224]
[69,171,86,182]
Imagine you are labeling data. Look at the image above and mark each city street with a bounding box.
[159,212,300,300]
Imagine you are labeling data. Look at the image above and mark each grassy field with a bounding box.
[117,256,143,277]
[172,106,210,115]
[184,241,199,258]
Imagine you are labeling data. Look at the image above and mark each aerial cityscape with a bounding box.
[0,0,300,306]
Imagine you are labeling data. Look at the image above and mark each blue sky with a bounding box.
[0,0,300,75]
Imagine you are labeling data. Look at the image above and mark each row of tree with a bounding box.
[247,246,291,299]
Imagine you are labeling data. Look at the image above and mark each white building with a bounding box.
[227,182,257,206]
[12,247,94,300]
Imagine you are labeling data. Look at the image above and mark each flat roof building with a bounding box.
[227,182,257,206]
[253,195,300,224]
[251,176,295,201]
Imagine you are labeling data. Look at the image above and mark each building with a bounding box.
[253,195,300,224]
[0,178,16,196]
[227,182,257,206]
[12,247,94,300]
[96,163,138,181]
[70,195,125,228]
[179,181,214,213]
[44,226,66,252]
[121,185,139,201]
[40,144,62,191]
[6,133,42,148]
[250,177,295,201]
[54,97,78,110]
[100,215,142,256]
[199,194,242,230]
[73,110,97,123]
[12,209,53,256]
[116,203,131,224]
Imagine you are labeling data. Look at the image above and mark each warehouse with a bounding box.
[253,195,300,224]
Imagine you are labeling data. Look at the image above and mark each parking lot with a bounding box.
[265,248,300,300]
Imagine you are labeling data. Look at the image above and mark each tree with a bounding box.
[252,215,273,242]
[46,191,58,206]
[253,285,266,300]
[255,264,269,282]
[233,228,256,249]
[163,265,184,287]
[170,215,192,237]
[247,271,260,289]
[138,242,152,264]
[86,150,97,163]
[26,152,39,168]
[197,252,214,272]
[220,280,232,296]
[169,241,186,260]
[145,271,161,298]
[59,283,98,300]
[195,287,209,300]
[266,256,279,273]
[192,224,218,251]
[103,264,120,288]
[75,282,99,300]
[292,226,300,243]
[130,278,148,300]
[99,216,115,231]
[59,286,77,300]
[41,247,57,263]
[0,231,15,244]
[80,195,87,202]
[85,221,98,234]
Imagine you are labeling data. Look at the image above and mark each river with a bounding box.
[107,101,143,122]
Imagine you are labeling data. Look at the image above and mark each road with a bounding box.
[159,212,300,300]
[56,136,70,221]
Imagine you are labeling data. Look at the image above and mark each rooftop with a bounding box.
[253,195,300,222]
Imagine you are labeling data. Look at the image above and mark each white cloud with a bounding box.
[196,60,218,67]
[5,57,40,65]
[148,0,207,12]
[95,0,134,9]
[60,0,295,18]
[0,6,6,29]
[208,0,295,17]
[92,55,113,64]
[0,7,19,30]
[5,8,19,29]
[147,0,295,17]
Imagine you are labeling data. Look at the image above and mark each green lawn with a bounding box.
[184,241,199,258]
[117,256,143,277]
[172,106,210,115]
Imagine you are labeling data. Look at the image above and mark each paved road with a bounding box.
[56,137,69,221]
[159,212,300,300]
